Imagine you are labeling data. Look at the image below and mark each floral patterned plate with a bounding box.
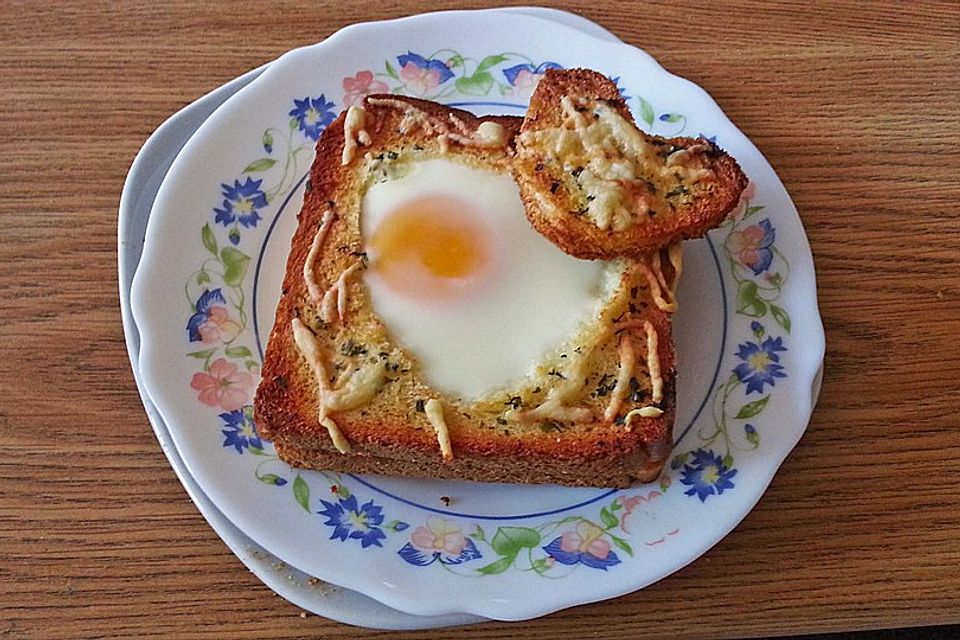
[131,8,824,621]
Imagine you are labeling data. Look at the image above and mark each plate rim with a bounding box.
[130,8,826,621]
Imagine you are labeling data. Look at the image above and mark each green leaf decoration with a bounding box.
[293,475,310,512]
[385,60,399,79]
[477,555,514,575]
[455,71,494,96]
[660,113,683,123]
[470,525,487,542]
[752,322,765,339]
[610,535,634,557]
[490,526,540,557]
[245,359,259,371]
[201,223,218,256]
[262,130,274,150]
[735,395,770,419]
[289,116,299,130]
[659,477,671,493]
[746,205,765,215]
[196,271,210,285]
[770,304,791,332]
[259,473,284,486]
[722,454,735,468]
[186,348,217,360]
[637,96,655,128]
[242,158,277,173]
[220,247,251,287]
[600,507,618,529]
[736,280,767,317]
[474,54,509,74]
[336,484,351,499]
[746,429,760,446]
[610,500,623,512]
[247,446,268,457]
[447,54,464,68]
[225,345,253,359]
[531,557,550,573]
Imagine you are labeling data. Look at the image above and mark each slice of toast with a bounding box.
[514,68,748,259]
[254,94,679,488]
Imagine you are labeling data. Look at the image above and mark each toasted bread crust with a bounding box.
[514,69,748,259]
[254,94,678,488]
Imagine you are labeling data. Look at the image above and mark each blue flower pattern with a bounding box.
[396,51,455,84]
[219,409,262,453]
[397,539,483,567]
[289,95,337,141]
[318,495,388,548]
[213,177,268,230]
[680,449,737,502]
[542,537,621,571]
[502,61,562,86]
[734,336,788,394]
[186,288,225,342]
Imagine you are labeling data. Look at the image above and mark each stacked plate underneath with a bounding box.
[120,7,823,629]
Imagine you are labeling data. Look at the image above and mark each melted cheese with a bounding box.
[364,97,507,152]
[325,360,386,412]
[519,97,712,231]
[320,416,352,454]
[319,260,364,325]
[644,320,663,404]
[424,399,453,461]
[342,106,371,165]
[604,336,636,422]
[303,211,336,304]
[636,244,683,313]
[292,318,331,394]
[623,405,664,431]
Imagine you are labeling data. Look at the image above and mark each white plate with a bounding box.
[131,8,825,621]
[120,7,618,629]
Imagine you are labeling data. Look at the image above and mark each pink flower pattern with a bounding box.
[342,71,389,107]
[198,306,242,344]
[190,358,254,411]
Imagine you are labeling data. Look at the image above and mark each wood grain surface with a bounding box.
[2,1,959,638]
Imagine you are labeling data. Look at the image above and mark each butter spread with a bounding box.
[424,399,453,461]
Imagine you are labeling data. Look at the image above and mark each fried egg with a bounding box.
[361,157,616,400]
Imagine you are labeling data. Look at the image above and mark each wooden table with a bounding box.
[3,1,958,638]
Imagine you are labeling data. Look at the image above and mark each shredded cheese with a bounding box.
[303,210,336,304]
[644,320,663,404]
[519,96,713,231]
[424,399,453,461]
[623,406,664,431]
[319,261,363,325]
[325,360,386,413]
[342,106,371,165]
[320,416,352,454]
[604,336,636,422]
[364,97,506,151]
[291,318,331,395]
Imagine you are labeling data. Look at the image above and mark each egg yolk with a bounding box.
[369,195,493,299]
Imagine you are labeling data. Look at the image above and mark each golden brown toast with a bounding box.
[514,68,748,259]
[253,94,680,488]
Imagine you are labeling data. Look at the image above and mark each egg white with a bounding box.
[361,157,619,401]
